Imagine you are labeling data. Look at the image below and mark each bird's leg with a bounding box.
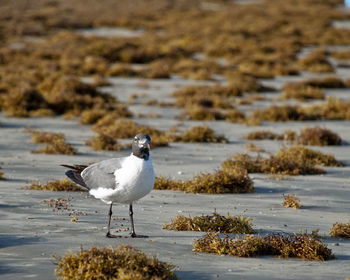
[106,203,113,238]
[129,204,148,238]
[106,203,121,238]
[129,203,136,237]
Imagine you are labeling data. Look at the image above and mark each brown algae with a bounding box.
[244,127,342,146]
[154,167,254,194]
[23,179,85,192]
[193,232,334,261]
[223,146,342,176]
[25,129,77,155]
[282,194,302,209]
[54,245,178,280]
[93,118,169,148]
[297,126,342,146]
[85,133,129,151]
[177,125,228,143]
[163,211,254,234]
[329,222,350,239]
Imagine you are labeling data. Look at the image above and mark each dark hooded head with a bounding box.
[132,134,151,160]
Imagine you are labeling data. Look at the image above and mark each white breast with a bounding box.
[110,155,155,203]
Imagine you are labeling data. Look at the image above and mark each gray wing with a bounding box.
[81,157,126,190]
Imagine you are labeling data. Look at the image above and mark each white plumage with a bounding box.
[63,133,155,238]
[89,154,155,204]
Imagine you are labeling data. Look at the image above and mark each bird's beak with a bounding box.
[139,140,151,150]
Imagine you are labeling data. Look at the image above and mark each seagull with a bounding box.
[61,133,155,238]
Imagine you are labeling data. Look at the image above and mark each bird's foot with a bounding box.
[106,232,122,238]
[130,232,148,238]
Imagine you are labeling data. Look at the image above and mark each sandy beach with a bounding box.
[1,1,350,279]
[1,72,350,279]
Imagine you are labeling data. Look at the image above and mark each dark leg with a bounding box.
[106,203,113,237]
[129,203,148,238]
[106,203,121,238]
[129,203,136,237]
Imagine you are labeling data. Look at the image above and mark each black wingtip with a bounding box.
[65,170,89,190]
[61,164,74,169]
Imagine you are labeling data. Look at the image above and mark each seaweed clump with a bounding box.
[300,76,348,89]
[297,126,342,146]
[281,84,324,101]
[330,50,350,60]
[181,106,226,121]
[244,130,295,141]
[163,211,254,234]
[249,104,318,122]
[249,97,350,122]
[177,125,228,143]
[54,245,178,280]
[193,232,334,261]
[0,171,5,180]
[171,84,242,109]
[277,146,343,167]
[329,222,350,239]
[183,168,254,194]
[25,129,76,155]
[85,133,128,151]
[282,194,302,209]
[223,146,342,176]
[296,49,334,73]
[93,118,169,147]
[245,127,342,146]
[154,167,254,194]
[171,85,248,122]
[153,176,183,191]
[23,179,85,192]
[0,71,129,119]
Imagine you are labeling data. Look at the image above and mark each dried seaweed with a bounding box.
[249,97,350,122]
[93,118,169,147]
[54,245,178,280]
[244,127,341,146]
[23,179,85,192]
[282,194,302,209]
[163,211,254,234]
[85,133,129,151]
[329,222,350,239]
[154,167,254,194]
[223,145,342,176]
[297,126,342,146]
[178,125,228,143]
[281,85,324,101]
[25,129,77,155]
[296,49,334,73]
[193,232,334,261]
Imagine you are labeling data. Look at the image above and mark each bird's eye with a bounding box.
[134,137,138,141]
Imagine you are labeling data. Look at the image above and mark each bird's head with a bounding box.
[132,134,151,160]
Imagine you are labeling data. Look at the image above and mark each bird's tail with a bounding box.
[61,164,90,190]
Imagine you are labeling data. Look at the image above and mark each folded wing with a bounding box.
[81,157,126,190]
